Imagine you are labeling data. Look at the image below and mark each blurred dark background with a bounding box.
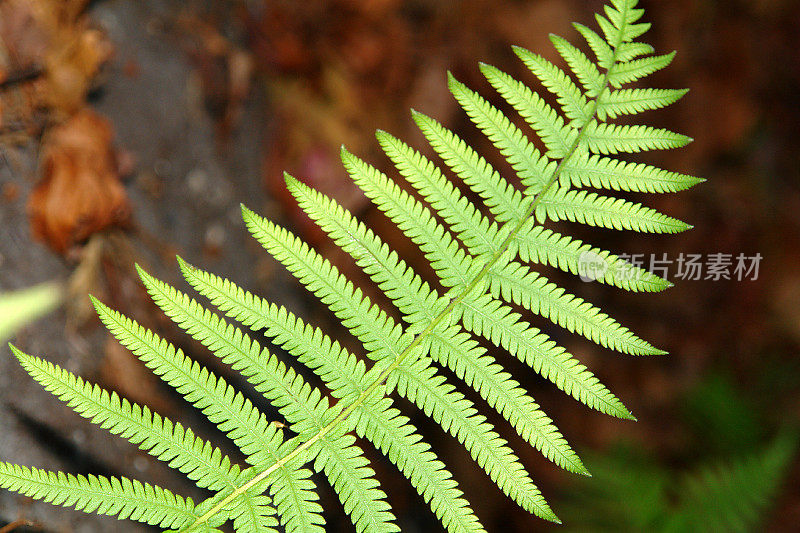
[1,0,799,531]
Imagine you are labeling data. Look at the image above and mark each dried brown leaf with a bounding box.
[28,108,132,256]
[0,0,112,121]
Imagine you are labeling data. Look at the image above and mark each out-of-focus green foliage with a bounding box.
[0,282,63,343]
[682,373,764,455]
[562,433,796,532]
[560,375,797,532]
[664,430,797,532]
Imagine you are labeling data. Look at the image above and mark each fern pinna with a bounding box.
[3,1,701,531]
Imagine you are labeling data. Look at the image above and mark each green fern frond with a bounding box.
[230,494,279,533]
[242,205,558,522]
[410,112,672,292]
[584,122,691,155]
[486,261,662,355]
[561,432,797,533]
[412,109,525,223]
[573,22,614,70]
[9,345,241,493]
[177,258,487,533]
[597,88,689,120]
[135,267,394,533]
[608,51,676,87]
[480,63,574,158]
[549,33,604,97]
[537,187,691,232]
[90,298,324,532]
[339,148,632,420]
[2,1,701,530]
[604,0,647,34]
[615,41,655,63]
[285,170,586,474]
[512,221,671,291]
[666,432,798,533]
[371,128,658,355]
[92,299,282,464]
[513,45,591,124]
[0,460,202,530]
[560,152,704,193]
[448,74,556,193]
